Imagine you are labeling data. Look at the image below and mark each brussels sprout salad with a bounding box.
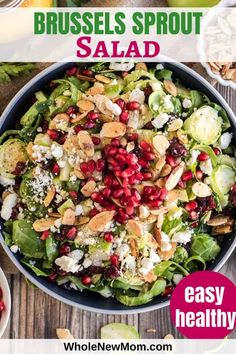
[0,62,235,307]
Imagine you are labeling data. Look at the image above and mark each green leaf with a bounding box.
[46,235,59,263]
[12,220,45,259]
[124,70,156,85]
[156,69,172,80]
[21,258,52,277]
[184,255,206,272]
[190,233,221,262]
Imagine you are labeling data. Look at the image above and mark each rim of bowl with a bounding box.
[0,60,236,314]
[0,268,11,337]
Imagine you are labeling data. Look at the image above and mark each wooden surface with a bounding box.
[0,83,235,339]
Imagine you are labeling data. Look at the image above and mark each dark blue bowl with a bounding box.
[0,62,235,314]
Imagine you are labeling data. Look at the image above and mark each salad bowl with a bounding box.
[0,61,235,314]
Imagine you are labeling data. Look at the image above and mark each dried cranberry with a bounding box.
[12,162,26,176]
[143,85,153,97]
[162,286,174,297]
[66,67,77,76]
[81,275,92,286]
[104,265,120,279]
[168,139,187,157]
[81,69,93,77]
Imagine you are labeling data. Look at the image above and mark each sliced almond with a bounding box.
[135,62,148,71]
[70,111,88,124]
[56,328,74,340]
[141,271,157,283]
[63,135,80,154]
[212,224,233,235]
[126,220,143,237]
[129,238,138,257]
[43,186,56,207]
[77,99,95,112]
[165,163,184,191]
[145,233,158,249]
[75,216,90,226]
[167,118,183,132]
[95,74,111,84]
[26,142,35,161]
[176,130,188,144]
[155,178,166,188]
[164,80,178,96]
[48,212,61,218]
[77,130,94,157]
[33,218,56,232]
[192,182,212,198]
[81,180,96,197]
[158,242,177,261]
[76,74,95,82]
[150,206,169,216]
[160,164,171,177]
[152,135,170,156]
[100,122,126,138]
[87,83,104,96]
[2,191,11,200]
[153,225,162,247]
[49,113,70,130]
[62,208,76,225]
[99,113,114,122]
[207,215,230,226]
[88,211,115,232]
[74,165,85,179]
[157,213,164,228]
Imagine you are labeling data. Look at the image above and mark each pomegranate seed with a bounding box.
[110,255,119,266]
[213,147,221,155]
[147,200,162,208]
[120,111,129,123]
[166,155,176,167]
[121,71,128,78]
[112,179,120,187]
[69,191,78,200]
[87,160,96,173]
[119,196,129,206]
[147,190,161,201]
[122,168,135,178]
[104,232,114,243]
[84,121,96,129]
[91,136,101,145]
[198,152,209,161]
[115,154,127,165]
[124,188,132,197]
[182,170,194,182]
[191,221,199,228]
[159,188,168,201]
[131,189,141,201]
[196,169,203,180]
[185,200,198,212]
[138,158,150,168]
[104,175,113,186]
[189,210,199,220]
[118,148,127,155]
[143,186,156,195]
[0,301,5,312]
[47,129,59,141]
[127,133,138,142]
[81,69,93,77]
[48,272,57,282]
[126,101,140,110]
[66,227,77,240]
[66,67,77,76]
[126,153,138,165]
[135,172,144,181]
[91,192,104,203]
[142,172,152,180]
[208,196,216,209]
[89,208,99,217]
[108,147,118,156]
[113,188,124,199]
[80,162,88,175]
[102,187,112,199]
[126,202,134,215]
[115,98,126,110]
[106,204,116,211]
[59,244,71,256]
[110,138,120,147]
[40,230,50,240]
[142,151,156,161]
[162,286,174,297]
[178,179,186,189]
[140,140,153,152]
[74,125,83,133]
[52,163,60,175]
[81,275,92,286]
[96,159,106,171]
[87,111,99,120]
[66,106,76,115]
